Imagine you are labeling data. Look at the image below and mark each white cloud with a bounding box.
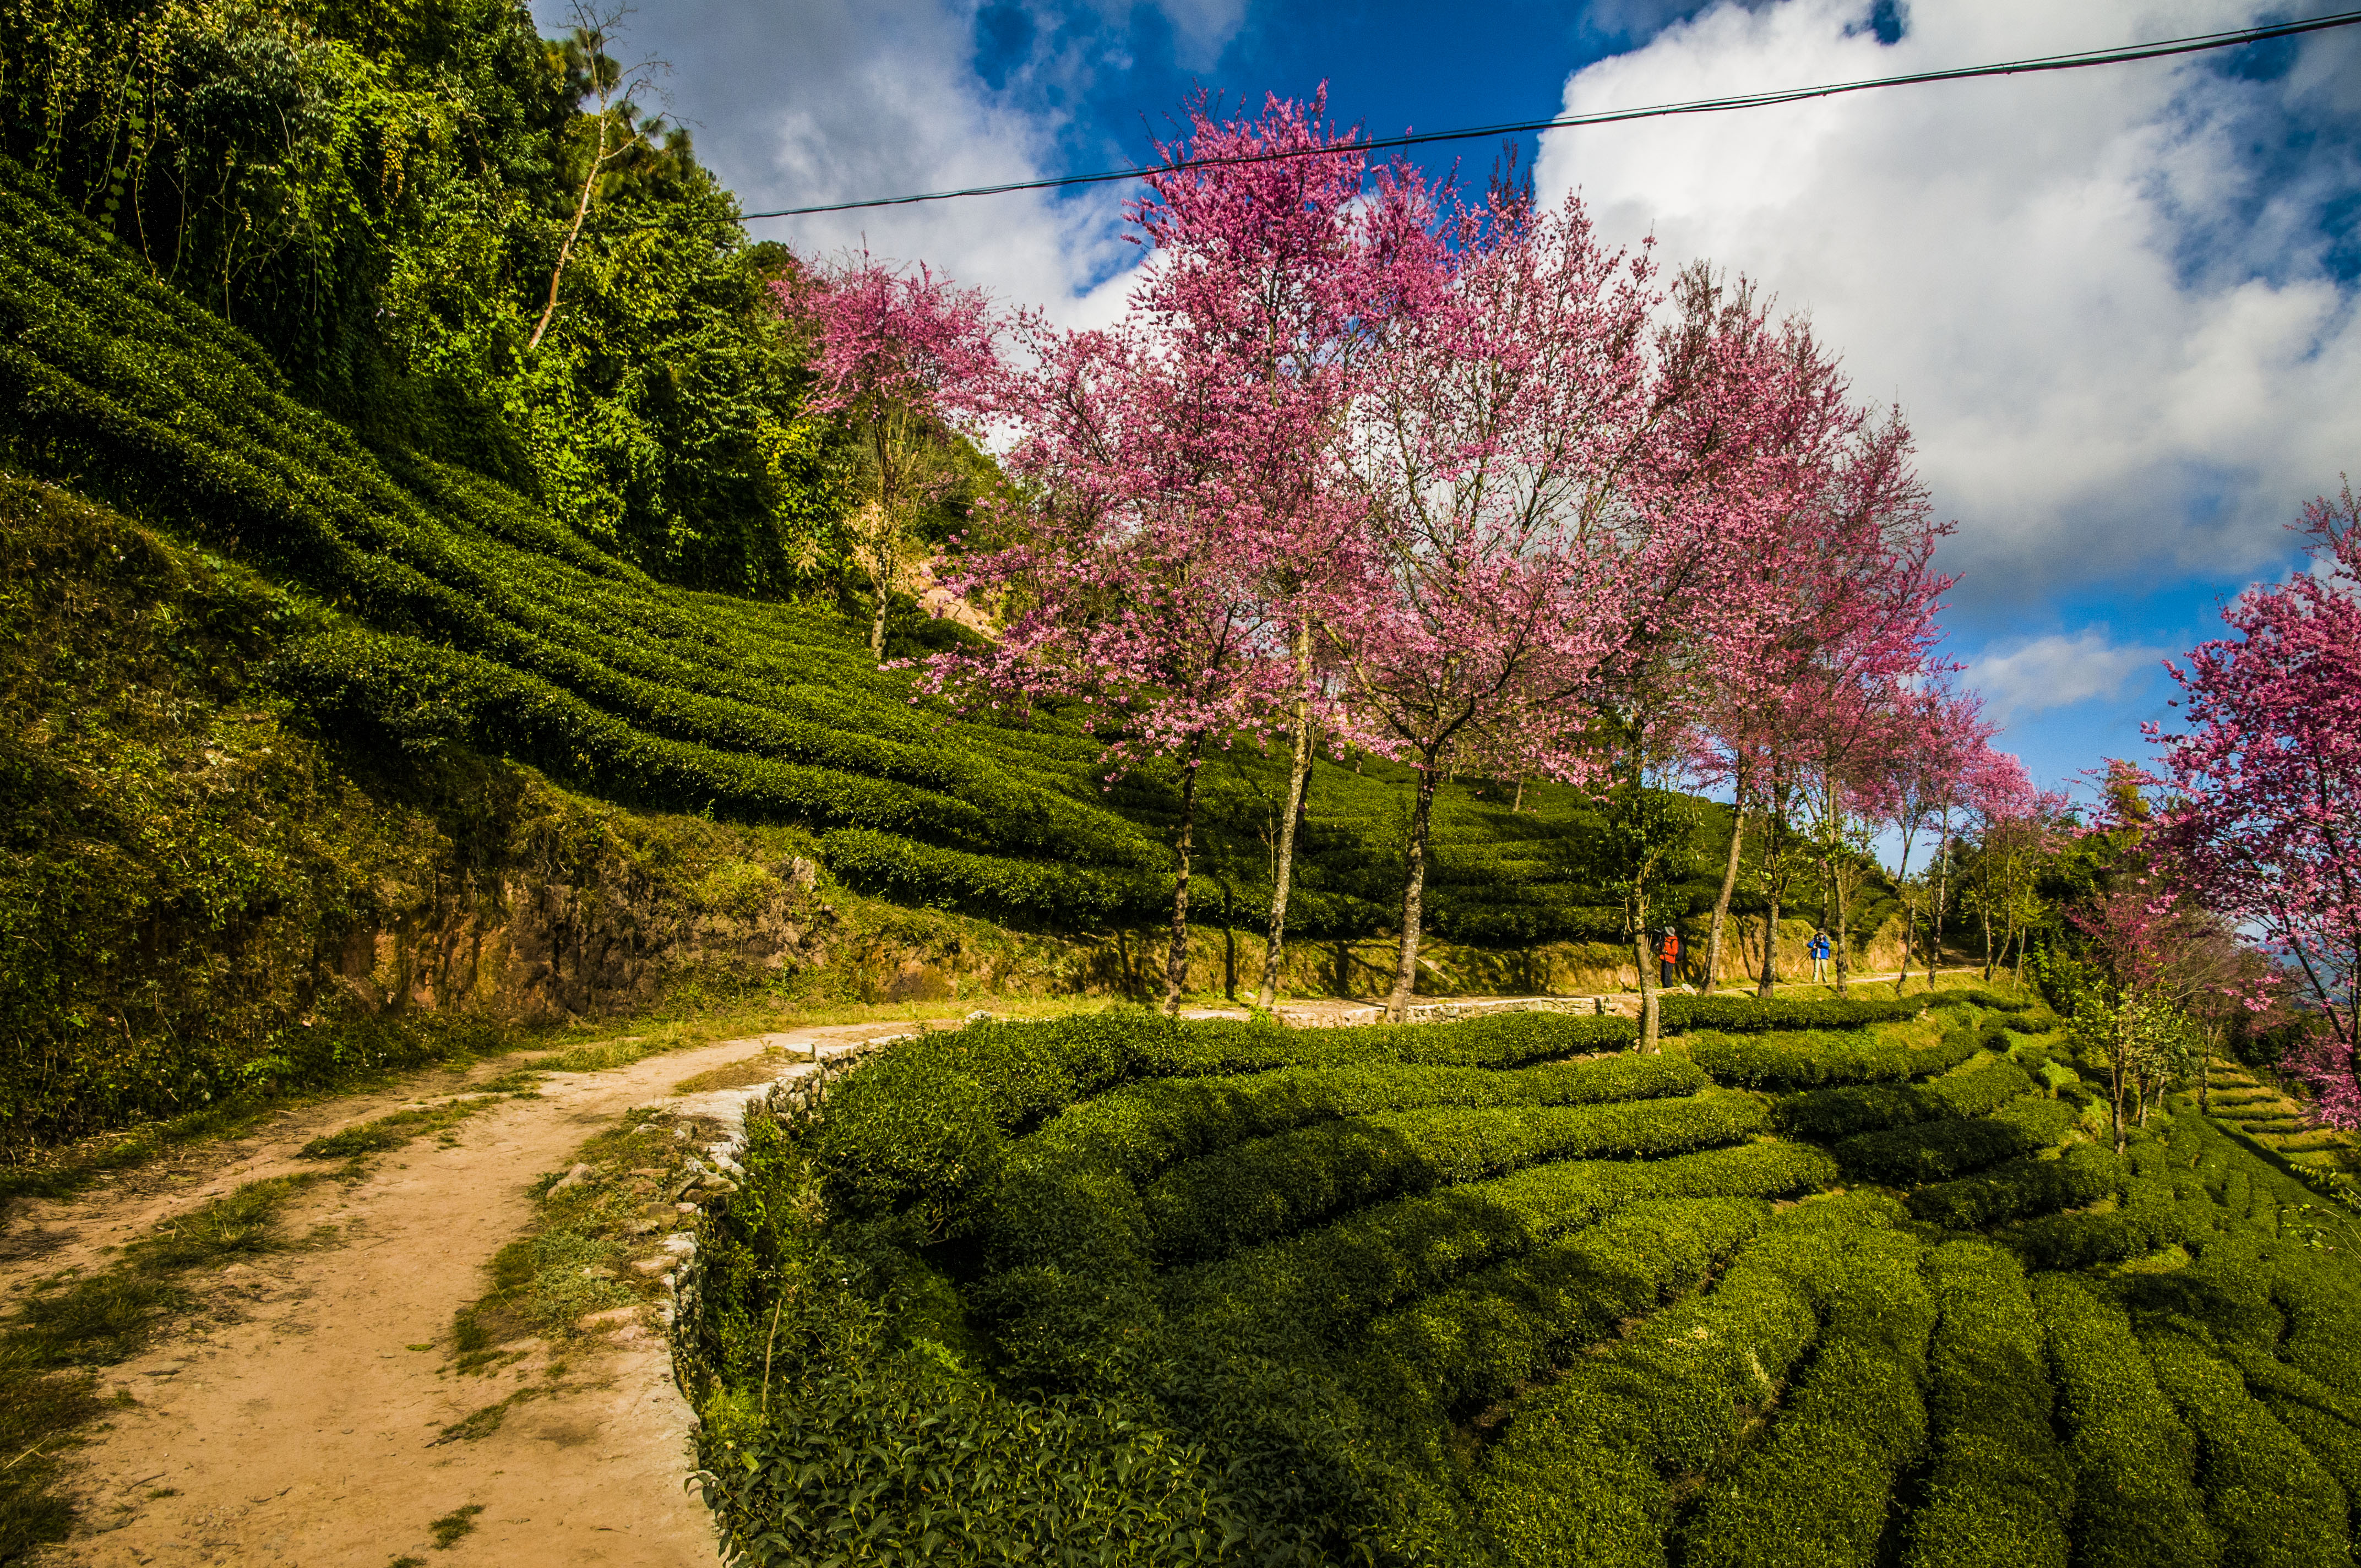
[1149,0,1248,69]
[1532,0,2361,609]
[538,0,1144,321]
[1964,630,2166,722]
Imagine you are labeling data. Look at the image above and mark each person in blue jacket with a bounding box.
[1809,929,1833,983]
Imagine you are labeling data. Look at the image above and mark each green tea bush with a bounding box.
[1346,1197,1769,1424]
[1900,1242,2072,1568]
[1910,1143,2123,1229]
[703,1001,2361,1562]
[2271,1252,2361,1399]
[1157,1142,1839,1365]
[812,1011,1649,1228]
[1919,988,2036,1012]
[1781,1059,2036,1142]
[1677,1228,1936,1568]
[2033,1275,2221,1568]
[704,1347,1262,1568]
[1660,994,1921,1033]
[1836,1095,2076,1186]
[817,827,1165,923]
[1471,1193,1907,1568]
[1690,1022,1982,1090]
[2219,1342,2361,1511]
[1015,1054,1706,1195]
[2006,1141,2200,1269]
[2139,1330,2351,1567]
[1144,1092,1769,1261]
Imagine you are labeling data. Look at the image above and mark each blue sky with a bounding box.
[541,0,2360,812]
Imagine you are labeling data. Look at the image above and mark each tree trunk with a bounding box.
[868,591,890,661]
[529,110,608,355]
[1892,820,1918,998]
[1932,816,1952,974]
[1255,625,1316,1010]
[2200,1031,2213,1114]
[1162,736,1205,1017]
[1980,894,1995,983]
[1511,777,1525,813]
[2012,922,2028,990]
[2109,1022,2129,1153]
[1705,796,1746,993]
[1831,866,1852,997]
[1384,758,1443,1023]
[1756,801,1782,999]
[1631,899,1662,1054]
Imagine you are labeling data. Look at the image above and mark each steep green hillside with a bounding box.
[692,1000,2361,1568]
[0,153,1783,950]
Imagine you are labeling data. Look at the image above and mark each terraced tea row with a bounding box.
[682,996,2361,1567]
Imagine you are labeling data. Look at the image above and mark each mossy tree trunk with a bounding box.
[1162,733,1205,1017]
[1384,754,1443,1023]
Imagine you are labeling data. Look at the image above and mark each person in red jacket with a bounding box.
[1659,926,1680,990]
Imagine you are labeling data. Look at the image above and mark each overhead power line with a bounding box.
[737,8,2361,221]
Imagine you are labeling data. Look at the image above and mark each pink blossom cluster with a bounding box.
[785,88,2028,1019]
[2144,481,2361,1123]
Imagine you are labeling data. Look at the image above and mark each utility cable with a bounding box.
[735,8,2361,220]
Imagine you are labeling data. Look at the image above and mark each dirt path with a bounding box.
[7,1025,911,1568]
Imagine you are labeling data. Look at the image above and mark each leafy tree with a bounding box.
[0,0,852,595]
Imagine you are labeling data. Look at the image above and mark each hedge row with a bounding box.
[2221,1341,2361,1517]
[1919,988,2036,1012]
[1691,1022,1983,1090]
[2140,1330,2351,1567]
[1471,1193,1908,1568]
[1014,1054,1705,1196]
[703,1349,1255,1568]
[1345,1197,1769,1428]
[1677,1226,1936,1568]
[2005,1139,2197,1270]
[818,827,1167,925]
[1157,1142,1840,1366]
[977,1138,1833,1400]
[1781,1059,2036,1142]
[812,1011,1636,1226]
[1142,1091,1769,1261]
[276,627,1003,836]
[2275,1250,2361,1399]
[1910,1142,2123,1230]
[2032,1275,2221,1568]
[0,167,1175,875]
[1661,995,1922,1034]
[1836,1096,2076,1186]
[1900,1242,2072,1568]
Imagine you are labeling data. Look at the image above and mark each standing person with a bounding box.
[1660,927,1682,991]
[1809,929,1832,983]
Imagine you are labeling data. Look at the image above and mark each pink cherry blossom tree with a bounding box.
[2147,478,2361,1123]
[784,255,999,660]
[1698,391,1950,1000]
[1124,89,1447,1011]
[927,314,1287,1014]
[1337,188,1681,1022]
[1881,687,1997,995]
[922,91,1444,1015]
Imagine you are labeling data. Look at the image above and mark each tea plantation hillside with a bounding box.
[689,994,2361,1567]
[0,154,1776,951]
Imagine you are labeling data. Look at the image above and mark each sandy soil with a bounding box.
[7,1024,912,1568]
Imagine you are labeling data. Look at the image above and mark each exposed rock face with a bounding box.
[333,856,830,1021]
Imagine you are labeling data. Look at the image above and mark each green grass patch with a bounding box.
[298,1081,540,1160]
